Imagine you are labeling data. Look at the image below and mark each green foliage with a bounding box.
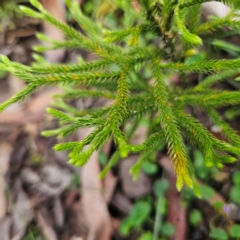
[212,39,240,57]
[161,222,175,237]
[142,161,158,175]
[210,228,228,240]
[139,232,153,240]
[153,179,169,197]
[198,185,215,199]
[119,201,152,236]
[98,151,108,166]
[229,224,240,238]
[24,225,45,240]
[189,209,202,226]
[230,171,240,204]
[193,150,209,180]
[1,0,240,190]
[232,170,240,184]
[229,186,240,204]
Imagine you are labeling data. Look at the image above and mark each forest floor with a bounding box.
[0,1,240,240]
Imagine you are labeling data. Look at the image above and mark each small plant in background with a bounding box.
[230,171,240,204]
[120,178,175,239]
[120,200,152,236]
[0,0,27,31]
[209,223,240,239]
[210,228,229,240]
[1,0,240,192]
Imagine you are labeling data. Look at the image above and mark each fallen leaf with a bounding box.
[0,216,12,240]
[159,157,186,240]
[36,206,58,240]
[78,128,113,240]
[0,143,12,218]
[41,0,66,63]
[11,189,34,240]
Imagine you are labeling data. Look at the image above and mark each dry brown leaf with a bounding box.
[41,0,66,63]
[6,27,36,38]
[11,189,34,240]
[78,128,113,240]
[0,216,12,240]
[102,171,117,203]
[0,143,12,219]
[36,206,58,240]
[159,157,186,240]
[64,195,88,238]
[53,197,64,229]
[21,164,72,197]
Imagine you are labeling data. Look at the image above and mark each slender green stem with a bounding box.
[153,196,163,240]
[153,172,167,240]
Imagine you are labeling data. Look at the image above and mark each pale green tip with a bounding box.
[205,161,214,168]
[36,32,49,41]
[0,55,9,63]
[41,131,49,137]
[216,162,223,169]
[98,171,105,179]
[176,176,183,191]
[29,0,43,10]
[53,144,63,151]
[68,158,75,164]
[46,107,53,113]
[228,157,237,163]
[189,35,202,45]
[19,6,40,17]
[33,46,49,53]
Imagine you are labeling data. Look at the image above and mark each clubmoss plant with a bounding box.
[1,0,240,191]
